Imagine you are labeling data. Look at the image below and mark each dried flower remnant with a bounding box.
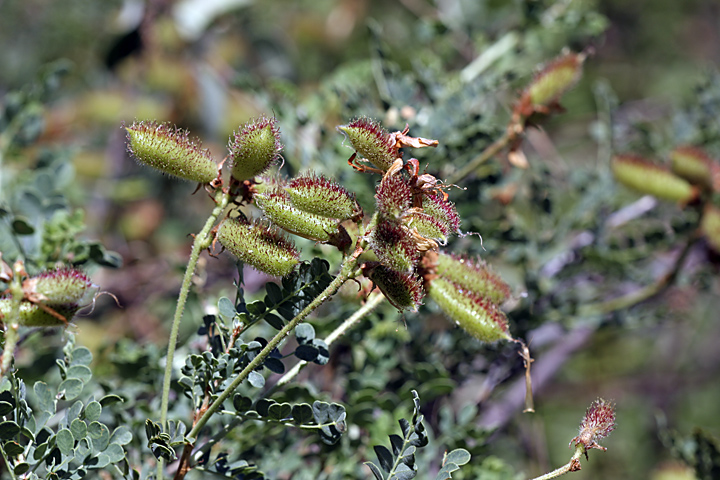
[571,398,616,457]
[229,115,283,182]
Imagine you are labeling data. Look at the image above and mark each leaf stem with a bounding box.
[447,127,516,185]
[528,444,585,480]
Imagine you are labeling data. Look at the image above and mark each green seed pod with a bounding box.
[426,277,511,343]
[337,117,396,172]
[125,121,218,184]
[435,253,510,304]
[701,205,720,252]
[376,174,412,220]
[25,268,93,305]
[525,52,585,108]
[422,193,460,235]
[404,212,449,245]
[369,220,421,274]
[670,146,717,189]
[217,218,299,277]
[612,154,697,203]
[362,262,424,311]
[229,115,282,182]
[0,300,78,327]
[256,189,343,242]
[285,173,361,220]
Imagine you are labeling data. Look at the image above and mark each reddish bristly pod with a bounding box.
[376,174,412,220]
[701,205,720,252]
[229,115,282,182]
[403,212,450,245]
[125,121,219,184]
[421,193,461,236]
[285,173,361,221]
[435,253,510,305]
[426,277,511,343]
[670,146,719,190]
[0,300,79,327]
[255,189,344,243]
[217,218,299,277]
[571,398,616,452]
[612,154,697,203]
[369,220,421,274]
[25,268,93,305]
[523,52,585,110]
[337,117,396,172]
[362,262,424,311]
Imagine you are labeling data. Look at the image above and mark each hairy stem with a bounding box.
[528,444,585,480]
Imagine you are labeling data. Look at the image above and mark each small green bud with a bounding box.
[217,218,299,277]
[369,220,420,274]
[25,268,93,305]
[229,115,282,181]
[612,154,697,203]
[670,146,718,190]
[362,262,424,311]
[426,277,511,343]
[285,173,361,220]
[702,205,720,252]
[435,253,510,304]
[256,189,343,243]
[337,117,396,172]
[0,300,78,327]
[125,121,218,184]
[525,52,585,108]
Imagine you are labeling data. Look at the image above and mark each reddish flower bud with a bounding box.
[571,398,616,453]
[217,218,299,277]
[369,220,421,274]
[125,121,218,184]
[612,154,697,203]
[670,146,719,190]
[426,277,511,343]
[24,268,93,305]
[362,262,424,311]
[376,174,412,219]
[285,173,361,220]
[0,300,78,327]
[435,253,510,304]
[229,115,282,181]
[337,117,396,172]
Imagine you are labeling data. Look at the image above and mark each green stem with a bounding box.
[447,128,516,185]
[156,188,229,479]
[1,262,26,376]
[528,444,585,480]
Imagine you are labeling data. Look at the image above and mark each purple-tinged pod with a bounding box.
[217,218,299,277]
[422,193,460,236]
[0,300,78,327]
[426,277,511,343]
[256,189,344,243]
[670,146,718,190]
[229,115,282,182]
[337,117,396,172]
[404,212,450,245]
[435,253,510,305]
[362,262,424,311]
[376,174,412,220]
[369,220,421,274]
[612,154,697,203]
[125,121,218,184]
[285,174,361,220]
[524,52,585,109]
[24,268,93,305]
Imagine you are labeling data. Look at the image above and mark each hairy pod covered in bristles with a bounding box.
[125,121,218,184]
[376,174,412,220]
[229,115,282,182]
[571,398,616,452]
[337,117,396,172]
[285,173,361,220]
[362,262,424,311]
[612,154,697,203]
[24,268,93,305]
[0,300,78,327]
[702,205,720,252]
[426,277,511,343]
[217,218,299,277]
[434,253,510,304]
[421,193,461,236]
[369,220,421,274]
[670,146,719,190]
[523,52,585,110]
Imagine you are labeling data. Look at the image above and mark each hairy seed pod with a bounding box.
[524,52,585,108]
[229,115,282,181]
[337,117,396,172]
[362,262,424,311]
[702,205,720,252]
[670,146,718,190]
[435,253,510,304]
[376,174,412,219]
[285,173,361,220]
[369,220,421,274]
[426,277,511,343]
[612,154,697,203]
[422,193,460,235]
[25,268,93,305]
[571,398,616,451]
[0,300,78,327]
[125,121,218,184]
[256,189,343,242]
[217,219,299,277]
[404,212,450,245]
